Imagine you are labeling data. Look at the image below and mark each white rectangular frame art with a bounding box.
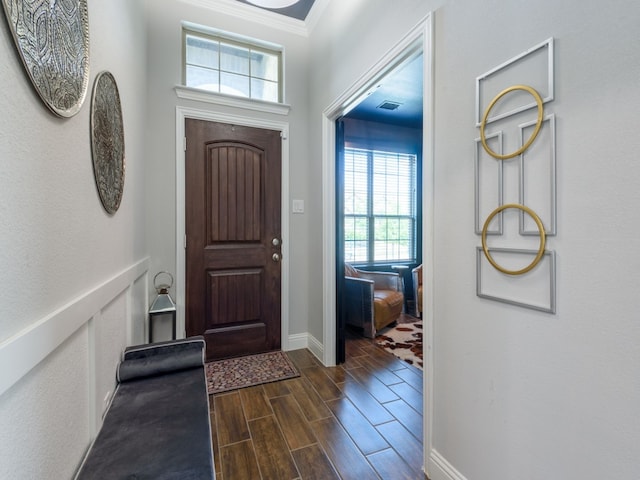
[475,131,504,234]
[519,113,557,236]
[476,38,554,126]
[476,247,556,313]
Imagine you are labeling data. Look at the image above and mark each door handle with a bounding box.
[272,237,281,247]
[272,253,281,262]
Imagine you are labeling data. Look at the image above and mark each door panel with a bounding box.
[185,119,282,361]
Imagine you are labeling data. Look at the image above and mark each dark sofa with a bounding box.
[74,337,215,479]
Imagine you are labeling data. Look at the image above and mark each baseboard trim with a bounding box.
[287,332,324,364]
[428,449,468,480]
[0,258,149,397]
[287,333,308,351]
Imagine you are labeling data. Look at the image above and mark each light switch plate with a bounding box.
[292,199,304,214]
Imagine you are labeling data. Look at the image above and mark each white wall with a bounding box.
[143,0,313,344]
[0,0,148,477]
[309,0,640,479]
[430,1,640,478]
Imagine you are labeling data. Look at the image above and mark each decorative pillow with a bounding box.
[344,263,360,278]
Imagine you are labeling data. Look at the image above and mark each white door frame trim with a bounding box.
[320,13,435,478]
[175,106,291,352]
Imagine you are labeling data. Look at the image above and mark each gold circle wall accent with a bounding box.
[481,203,546,275]
[480,85,544,160]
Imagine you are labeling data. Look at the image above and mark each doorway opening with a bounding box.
[320,14,434,475]
[336,52,424,365]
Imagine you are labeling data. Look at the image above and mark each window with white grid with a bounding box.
[183,28,282,103]
[344,148,417,264]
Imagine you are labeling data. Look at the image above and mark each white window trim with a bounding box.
[174,85,291,116]
[182,23,286,106]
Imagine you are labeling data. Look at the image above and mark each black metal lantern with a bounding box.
[149,271,176,343]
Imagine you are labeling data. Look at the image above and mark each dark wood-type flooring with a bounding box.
[208,330,425,480]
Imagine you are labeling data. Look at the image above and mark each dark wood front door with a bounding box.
[185,119,282,361]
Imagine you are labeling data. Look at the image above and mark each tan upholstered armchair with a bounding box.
[412,264,423,317]
[344,263,404,338]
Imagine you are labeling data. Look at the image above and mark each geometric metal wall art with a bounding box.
[476,38,554,126]
[476,247,556,314]
[519,114,557,236]
[474,38,557,313]
[481,203,546,276]
[90,71,125,215]
[1,0,90,117]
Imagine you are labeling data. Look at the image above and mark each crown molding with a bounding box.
[304,0,330,33]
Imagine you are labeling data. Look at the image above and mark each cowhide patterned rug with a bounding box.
[375,321,423,369]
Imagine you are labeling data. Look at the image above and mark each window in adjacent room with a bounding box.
[183,27,283,103]
[344,147,418,264]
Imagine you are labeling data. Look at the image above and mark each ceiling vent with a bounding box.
[377,100,402,111]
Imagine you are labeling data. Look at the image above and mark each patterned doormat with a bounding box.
[374,321,423,369]
[205,351,300,394]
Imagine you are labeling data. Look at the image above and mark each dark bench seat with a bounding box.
[75,337,215,480]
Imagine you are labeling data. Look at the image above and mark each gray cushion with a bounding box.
[75,337,214,480]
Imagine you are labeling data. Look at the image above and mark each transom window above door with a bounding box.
[183,26,283,103]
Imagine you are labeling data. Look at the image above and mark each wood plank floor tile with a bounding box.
[263,380,292,398]
[326,397,389,455]
[291,444,340,480]
[311,416,380,480]
[364,349,411,373]
[341,355,364,370]
[240,385,273,420]
[301,366,342,401]
[376,420,424,472]
[367,447,423,480]
[215,391,250,445]
[220,440,262,480]
[270,394,317,450]
[367,345,409,369]
[285,377,333,422]
[345,340,369,358]
[394,365,423,390]
[383,399,423,441]
[347,367,400,404]
[389,381,423,414]
[286,349,320,369]
[208,330,424,480]
[340,376,395,426]
[323,365,348,384]
[249,415,300,480]
[359,360,404,386]
[209,411,222,477]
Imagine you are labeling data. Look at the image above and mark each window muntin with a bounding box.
[344,148,417,264]
[184,29,282,103]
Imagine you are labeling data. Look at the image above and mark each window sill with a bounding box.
[174,85,291,116]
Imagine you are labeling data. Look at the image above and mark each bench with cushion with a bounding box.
[75,337,215,480]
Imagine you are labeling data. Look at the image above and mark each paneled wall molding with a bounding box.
[0,257,149,398]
